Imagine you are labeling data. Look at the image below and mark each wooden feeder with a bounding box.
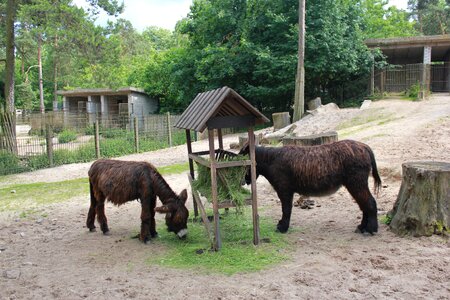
[174,86,269,250]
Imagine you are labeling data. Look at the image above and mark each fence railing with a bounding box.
[0,112,191,176]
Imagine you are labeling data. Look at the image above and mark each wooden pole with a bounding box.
[248,127,260,246]
[94,118,100,159]
[186,129,198,218]
[46,124,53,167]
[293,0,306,122]
[217,128,223,150]
[208,129,221,250]
[167,112,172,147]
[134,116,139,153]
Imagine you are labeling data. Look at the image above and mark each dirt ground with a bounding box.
[1,94,449,299]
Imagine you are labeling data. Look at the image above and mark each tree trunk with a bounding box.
[272,112,291,131]
[293,0,305,122]
[2,0,18,154]
[388,161,450,237]
[5,0,16,113]
[282,131,338,146]
[38,33,45,114]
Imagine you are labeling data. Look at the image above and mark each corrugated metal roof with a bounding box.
[174,86,270,132]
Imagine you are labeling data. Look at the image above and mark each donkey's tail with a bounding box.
[367,146,382,195]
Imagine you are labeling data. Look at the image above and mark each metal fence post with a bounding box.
[94,118,100,159]
[134,116,139,153]
[166,112,172,147]
[46,123,54,167]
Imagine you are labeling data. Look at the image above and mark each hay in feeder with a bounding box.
[192,155,250,209]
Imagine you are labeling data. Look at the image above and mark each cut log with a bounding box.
[282,131,338,146]
[388,161,450,236]
[272,112,291,131]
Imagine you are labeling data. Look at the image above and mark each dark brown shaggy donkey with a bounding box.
[87,159,189,243]
[239,140,381,234]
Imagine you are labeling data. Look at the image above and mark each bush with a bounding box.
[405,83,421,100]
[0,151,28,175]
[58,129,78,143]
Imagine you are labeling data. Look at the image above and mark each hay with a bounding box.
[192,155,250,209]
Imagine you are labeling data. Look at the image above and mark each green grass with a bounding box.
[146,209,292,275]
[157,162,190,175]
[0,177,89,212]
[0,162,189,213]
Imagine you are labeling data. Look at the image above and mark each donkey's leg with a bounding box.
[86,182,97,232]
[276,190,294,233]
[149,196,158,238]
[139,199,153,243]
[345,180,378,234]
[95,196,109,235]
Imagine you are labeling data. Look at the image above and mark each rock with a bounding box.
[36,218,44,224]
[360,100,372,110]
[3,269,21,279]
[10,190,16,194]
[19,232,26,237]
[22,262,34,266]
[0,245,6,251]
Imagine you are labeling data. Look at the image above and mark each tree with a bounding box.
[408,0,450,35]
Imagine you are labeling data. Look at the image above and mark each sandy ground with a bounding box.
[1,94,449,299]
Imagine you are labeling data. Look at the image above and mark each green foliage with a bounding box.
[405,82,421,100]
[380,214,393,225]
[147,210,292,275]
[58,129,77,144]
[193,155,250,208]
[0,151,28,175]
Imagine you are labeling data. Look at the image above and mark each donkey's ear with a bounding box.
[155,205,172,213]
[179,189,188,203]
[238,141,250,155]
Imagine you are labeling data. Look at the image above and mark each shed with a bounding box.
[175,86,269,250]
[57,87,158,117]
[365,35,450,95]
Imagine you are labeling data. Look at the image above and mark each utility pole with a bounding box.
[293,0,305,122]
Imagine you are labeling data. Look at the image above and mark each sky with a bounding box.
[74,0,409,33]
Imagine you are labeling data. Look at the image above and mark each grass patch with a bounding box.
[157,162,190,175]
[0,178,89,212]
[147,209,292,275]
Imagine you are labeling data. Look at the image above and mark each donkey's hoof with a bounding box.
[150,232,159,238]
[89,228,96,232]
[276,223,289,233]
[103,231,111,236]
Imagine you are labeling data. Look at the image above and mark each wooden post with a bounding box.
[46,124,53,167]
[186,129,198,218]
[94,118,100,159]
[208,129,221,250]
[248,127,260,246]
[167,112,172,147]
[217,128,223,150]
[134,116,139,153]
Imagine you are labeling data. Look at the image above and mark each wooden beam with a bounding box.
[206,115,255,129]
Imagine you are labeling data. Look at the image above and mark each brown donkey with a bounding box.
[240,140,381,234]
[87,159,189,243]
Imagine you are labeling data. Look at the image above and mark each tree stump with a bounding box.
[282,131,338,146]
[388,161,450,236]
[307,97,322,111]
[272,112,291,131]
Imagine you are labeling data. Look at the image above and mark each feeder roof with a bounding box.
[174,86,269,132]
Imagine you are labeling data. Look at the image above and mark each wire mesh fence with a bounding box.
[0,112,190,176]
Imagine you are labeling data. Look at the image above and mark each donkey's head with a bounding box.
[155,189,189,239]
